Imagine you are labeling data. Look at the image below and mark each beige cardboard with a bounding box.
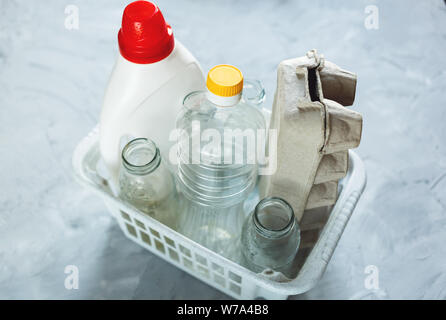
[260,50,362,220]
[259,57,326,220]
[314,151,348,184]
[323,99,363,154]
[319,60,357,107]
[306,181,338,210]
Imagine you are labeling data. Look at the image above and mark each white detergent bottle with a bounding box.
[99,0,205,188]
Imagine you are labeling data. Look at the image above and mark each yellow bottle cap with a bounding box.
[206,65,244,97]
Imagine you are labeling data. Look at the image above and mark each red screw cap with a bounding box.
[118,1,175,64]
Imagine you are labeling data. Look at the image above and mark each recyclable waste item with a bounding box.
[176,65,266,207]
[99,0,205,187]
[241,197,300,278]
[175,65,266,258]
[259,50,362,221]
[119,138,178,229]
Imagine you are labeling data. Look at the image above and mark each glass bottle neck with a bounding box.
[122,138,161,175]
[253,197,296,239]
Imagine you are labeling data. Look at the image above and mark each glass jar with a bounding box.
[241,197,300,277]
[119,138,178,229]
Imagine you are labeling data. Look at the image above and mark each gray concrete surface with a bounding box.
[0,0,445,299]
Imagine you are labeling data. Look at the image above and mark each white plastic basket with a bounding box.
[72,126,366,300]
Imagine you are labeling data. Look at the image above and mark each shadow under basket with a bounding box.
[72,126,366,300]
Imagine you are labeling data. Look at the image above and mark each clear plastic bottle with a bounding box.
[241,197,300,278]
[176,65,266,208]
[175,65,266,258]
[119,138,178,229]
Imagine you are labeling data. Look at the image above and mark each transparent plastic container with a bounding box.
[175,68,266,208]
[174,66,267,257]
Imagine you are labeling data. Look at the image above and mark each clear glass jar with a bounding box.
[119,138,178,229]
[241,197,300,277]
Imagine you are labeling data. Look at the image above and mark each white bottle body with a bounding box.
[99,41,205,186]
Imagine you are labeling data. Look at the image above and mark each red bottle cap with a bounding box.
[118,1,175,64]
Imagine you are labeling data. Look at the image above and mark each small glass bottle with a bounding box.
[241,197,300,277]
[119,138,178,229]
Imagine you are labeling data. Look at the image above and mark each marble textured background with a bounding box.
[0,0,445,299]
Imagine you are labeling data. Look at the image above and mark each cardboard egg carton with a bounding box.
[259,50,362,221]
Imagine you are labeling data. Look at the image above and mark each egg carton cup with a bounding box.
[72,126,366,300]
